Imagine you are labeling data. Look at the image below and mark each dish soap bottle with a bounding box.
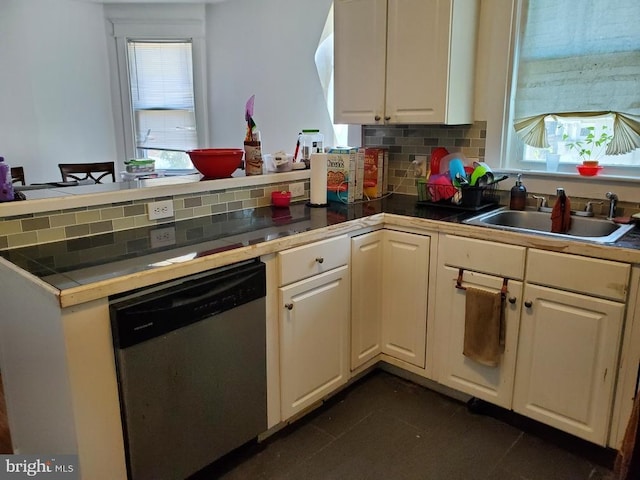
[0,157,14,202]
[509,174,527,210]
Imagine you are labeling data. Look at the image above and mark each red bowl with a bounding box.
[576,165,603,177]
[271,191,292,207]
[187,149,244,178]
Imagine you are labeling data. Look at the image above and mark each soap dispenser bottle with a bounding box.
[509,174,527,210]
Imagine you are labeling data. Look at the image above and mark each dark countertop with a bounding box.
[1,194,638,293]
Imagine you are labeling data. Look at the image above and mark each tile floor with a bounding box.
[193,370,616,480]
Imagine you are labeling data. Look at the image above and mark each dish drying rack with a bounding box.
[416,175,508,211]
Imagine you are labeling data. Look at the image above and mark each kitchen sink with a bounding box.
[463,207,635,243]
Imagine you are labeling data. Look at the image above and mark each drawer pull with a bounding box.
[284,303,293,310]
[524,300,533,309]
[508,297,517,304]
[315,257,324,264]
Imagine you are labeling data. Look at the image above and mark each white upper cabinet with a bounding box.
[334,0,479,125]
[334,0,388,125]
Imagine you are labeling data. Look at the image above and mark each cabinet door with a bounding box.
[351,232,384,370]
[385,0,451,123]
[381,230,429,367]
[334,0,387,124]
[513,284,624,445]
[279,266,350,420]
[434,266,523,409]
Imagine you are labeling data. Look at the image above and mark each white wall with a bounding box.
[0,0,334,184]
[0,0,116,184]
[206,0,334,154]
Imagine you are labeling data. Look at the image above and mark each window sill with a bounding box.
[494,168,640,204]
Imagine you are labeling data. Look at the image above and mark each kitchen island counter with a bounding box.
[2,194,640,308]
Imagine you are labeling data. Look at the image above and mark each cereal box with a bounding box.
[326,147,364,203]
[362,147,388,198]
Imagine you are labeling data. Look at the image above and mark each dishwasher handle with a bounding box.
[170,273,250,308]
[111,261,266,348]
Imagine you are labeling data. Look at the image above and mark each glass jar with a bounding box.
[299,129,324,166]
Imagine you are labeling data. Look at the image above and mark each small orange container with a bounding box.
[271,191,292,207]
[576,165,603,176]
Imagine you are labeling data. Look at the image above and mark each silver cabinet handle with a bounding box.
[384,116,391,121]
[315,257,324,264]
[524,300,533,309]
[284,303,293,310]
[508,297,517,304]
[374,115,381,122]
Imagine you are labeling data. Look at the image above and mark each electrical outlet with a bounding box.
[147,200,174,220]
[289,182,305,197]
[150,226,176,249]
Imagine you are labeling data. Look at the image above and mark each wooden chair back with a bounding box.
[10,167,25,185]
[58,162,116,183]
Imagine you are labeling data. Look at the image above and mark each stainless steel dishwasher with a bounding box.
[109,259,267,480]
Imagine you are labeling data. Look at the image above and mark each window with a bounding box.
[107,10,208,174]
[127,40,198,170]
[506,0,640,175]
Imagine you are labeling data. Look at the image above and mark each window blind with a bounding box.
[127,40,198,151]
[513,0,640,153]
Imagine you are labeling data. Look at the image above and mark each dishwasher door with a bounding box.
[110,260,267,480]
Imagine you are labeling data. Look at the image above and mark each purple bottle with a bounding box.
[0,157,14,202]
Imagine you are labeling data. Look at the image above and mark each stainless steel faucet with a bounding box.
[532,195,551,212]
[606,192,618,219]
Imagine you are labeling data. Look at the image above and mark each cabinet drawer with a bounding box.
[278,235,350,286]
[526,249,630,301]
[440,234,526,280]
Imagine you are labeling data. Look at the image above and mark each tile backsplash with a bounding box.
[3,121,638,250]
[360,122,640,217]
[0,180,309,250]
[362,121,487,194]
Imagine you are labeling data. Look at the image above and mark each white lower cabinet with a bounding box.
[512,283,625,445]
[435,266,523,408]
[434,237,629,446]
[381,230,430,368]
[278,229,630,447]
[278,262,350,421]
[351,230,430,371]
[351,231,384,369]
[434,235,526,408]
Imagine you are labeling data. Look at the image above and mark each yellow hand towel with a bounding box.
[463,287,504,367]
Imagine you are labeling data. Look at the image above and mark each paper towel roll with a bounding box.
[310,153,328,206]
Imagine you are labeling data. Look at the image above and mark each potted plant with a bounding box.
[562,125,614,165]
